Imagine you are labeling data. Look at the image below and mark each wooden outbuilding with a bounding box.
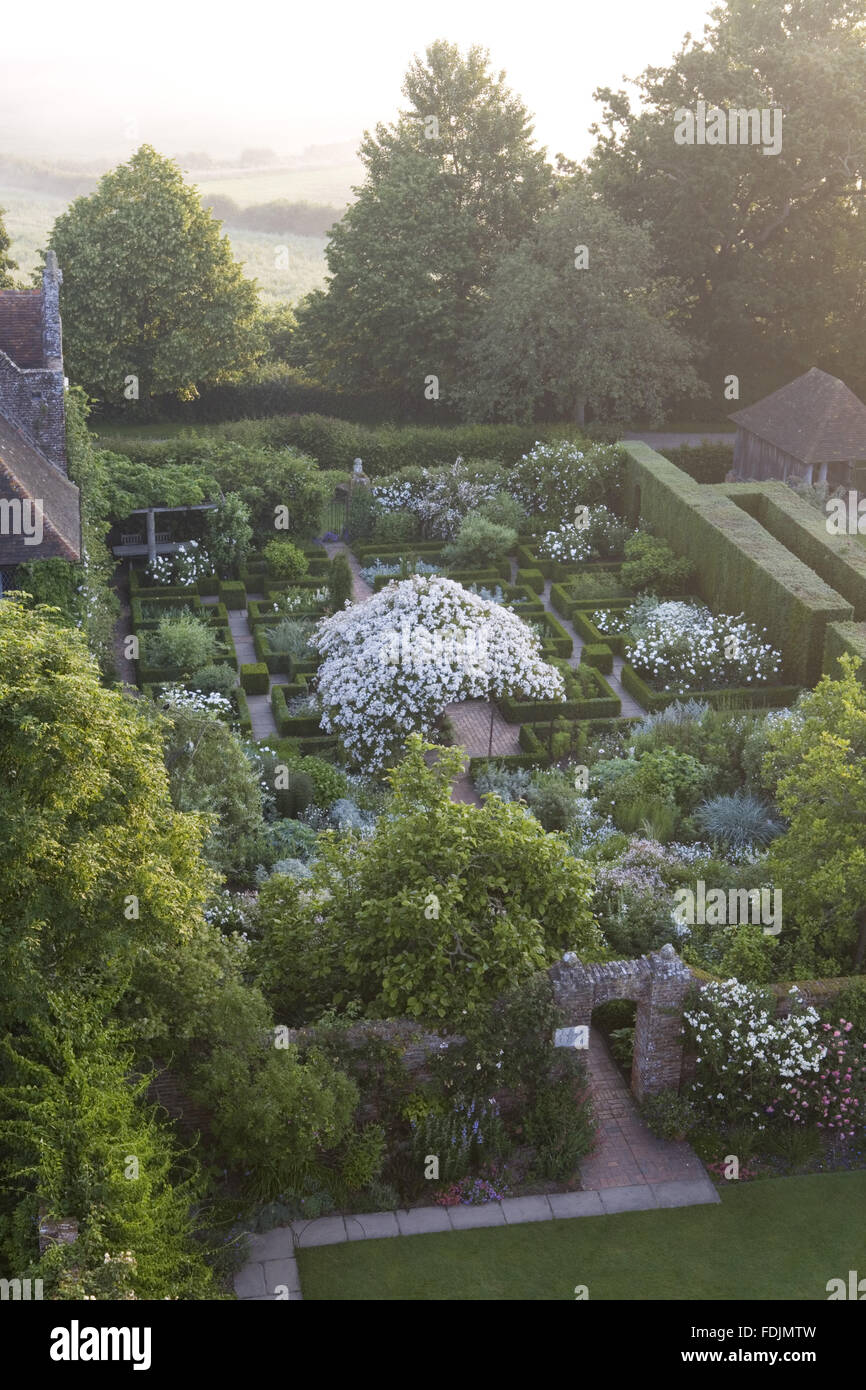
[730,367,866,493]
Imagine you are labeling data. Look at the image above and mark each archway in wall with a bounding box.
[550,944,692,1101]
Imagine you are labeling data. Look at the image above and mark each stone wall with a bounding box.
[0,255,67,473]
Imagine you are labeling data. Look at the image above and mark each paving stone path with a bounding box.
[225,598,279,740]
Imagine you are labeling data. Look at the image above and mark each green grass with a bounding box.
[194,163,361,207]
[0,181,329,304]
[297,1171,866,1300]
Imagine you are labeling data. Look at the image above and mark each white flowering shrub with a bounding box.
[539,506,630,562]
[314,575,565,769]
[159,685,233,717]
[683,979,824,1123]
[509,441,624,522]
[617,599,782,690]
[146,540,212,587]
[372,459,502,540]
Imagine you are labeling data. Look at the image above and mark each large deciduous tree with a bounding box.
[253,736,601,1026]
[587,0,866,402]
[291,41,553,401]
[0,596,214,1028]
[47,145,263,403]
[457,180,702,424]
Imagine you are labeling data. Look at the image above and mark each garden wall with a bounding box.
[622,442,853,687]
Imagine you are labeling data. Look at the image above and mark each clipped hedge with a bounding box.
[722,481,866,621]
[581,643,614,674]
[822,621,866,682]
[219,580,246,610]
[235,687,253,736]
[532,610,573,660]
[622,442,853,686]
[468,754,546,777]
[570,601,634,657]
[271,683,325,737]
[517,567,545,593]
[618,661,800,713]
[240,662,270,695]
[498,663,619,721]
[660,442,734,484]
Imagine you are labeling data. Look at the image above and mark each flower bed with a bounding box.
[618,662,801,713]
[498,662,620,722]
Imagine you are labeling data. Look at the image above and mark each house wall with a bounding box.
[0,255,67,474]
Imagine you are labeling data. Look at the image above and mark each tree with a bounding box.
[458,180,701,424]
[0,597,214,1029]
[587,0,866,401]
[764,657,866,973]
[327,551,353,611]
[204,492,253,576]
[47,146,263,403]
[0,207,17,288]
[292,41,553,398]
[160,705,270,885]
[0,999,214,1300]
[253,736,601,1025]
[258,302,298,361]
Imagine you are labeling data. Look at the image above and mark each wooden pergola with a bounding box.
[112,503,220,565]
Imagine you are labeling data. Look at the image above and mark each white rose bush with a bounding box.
[684,979,824,1124]
[314,575,565,769]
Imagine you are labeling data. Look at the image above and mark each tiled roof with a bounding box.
[729,368,866,465]
[0,290,44,368]
[0,410,81,562]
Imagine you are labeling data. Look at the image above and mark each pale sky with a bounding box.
[1,0,719,163]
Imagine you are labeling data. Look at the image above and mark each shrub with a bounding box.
[204,492,253,576]
[523,1056,594,1180]
[241,662,270,695]
[327,551,353,611]
[639,1090,697,1141]
[219,580,246,610]
[695,791,784,853]
[371,510,418,545]
[567,570,630,601]
[265,617,317,661]
[264,538,310,580]
[479,491,525,532]
[621,530,695,594]
[187,662,238,698]
[146,611,219,672]
[442,514,517,570]
[581,642,614,673]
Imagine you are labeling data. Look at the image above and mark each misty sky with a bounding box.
[2,0,718,164]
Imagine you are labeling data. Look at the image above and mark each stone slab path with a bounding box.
[226,601,278,740]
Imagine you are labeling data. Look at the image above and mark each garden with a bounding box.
[7,417,866,1301]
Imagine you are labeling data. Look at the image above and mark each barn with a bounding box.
[729,367,866,495]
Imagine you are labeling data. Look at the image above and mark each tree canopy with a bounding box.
[587,0,866,401]
[47,145,263,403]
[292,40,553,400]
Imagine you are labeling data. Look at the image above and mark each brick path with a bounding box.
[321,541,373,601]
[580,1027,705,1188]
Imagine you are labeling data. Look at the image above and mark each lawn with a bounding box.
[296,1171,866,1300]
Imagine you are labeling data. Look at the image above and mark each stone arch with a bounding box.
[548,944,691,1101]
